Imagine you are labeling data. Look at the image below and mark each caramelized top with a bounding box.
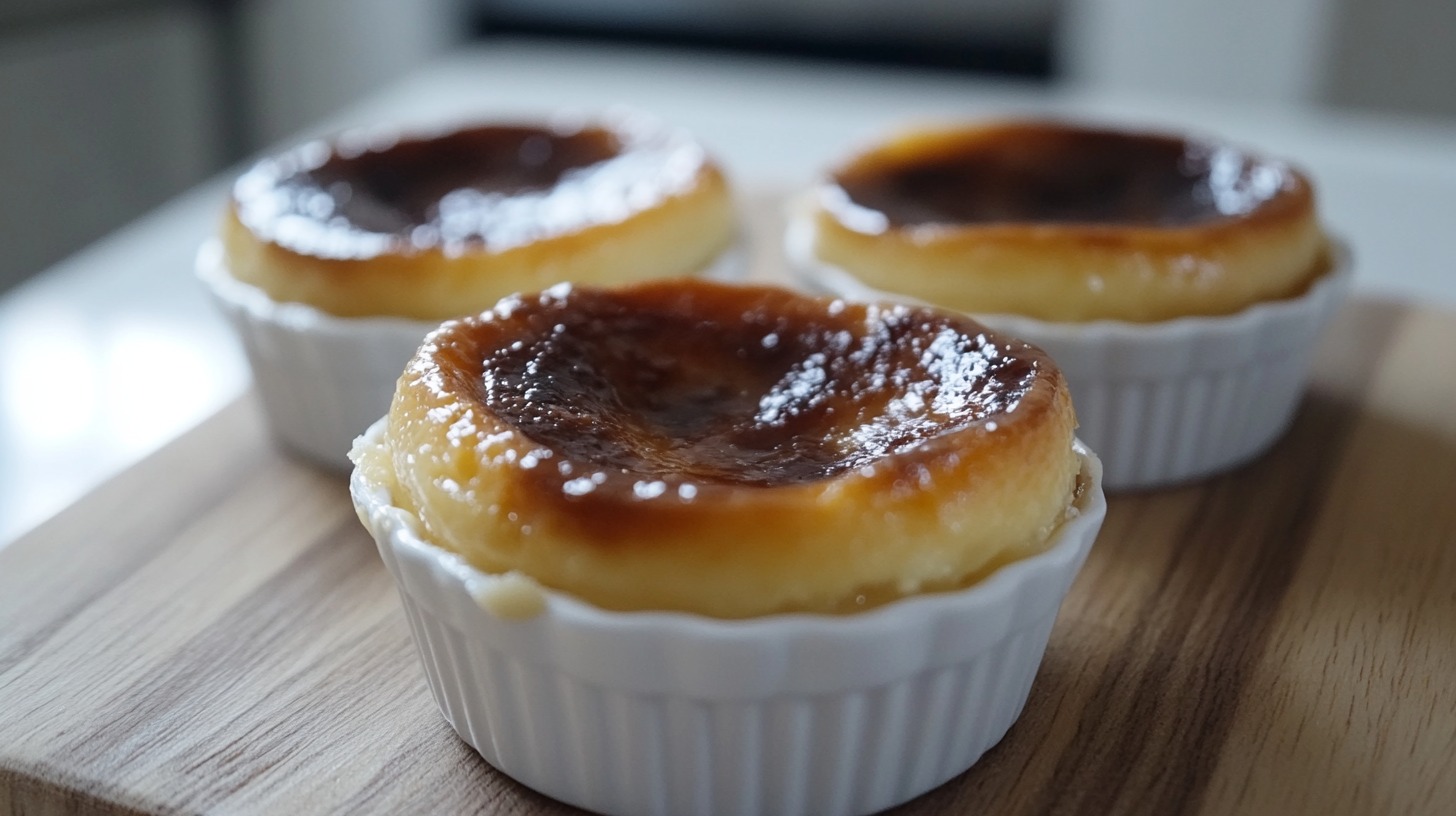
[823,121,1304,233]
[231,118,712,259]
[417,281,1049,497]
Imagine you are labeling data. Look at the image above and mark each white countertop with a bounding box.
[3,38,1454,547]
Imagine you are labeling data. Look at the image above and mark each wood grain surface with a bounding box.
[3,208,1455,814]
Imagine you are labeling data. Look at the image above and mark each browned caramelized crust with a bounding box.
[810,121,1326,322]
[358,280,1081,617]
[223,118,736,320]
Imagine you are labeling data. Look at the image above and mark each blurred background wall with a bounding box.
[0,0,464,294]
[1,0,1451,294]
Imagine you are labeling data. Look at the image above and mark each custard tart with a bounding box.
[806,120,1324,323]
[224,116,736,320]
[792,120,1350,489]
[356,279,1081,617]
[200,114,737,468]
[350,279,1106,816]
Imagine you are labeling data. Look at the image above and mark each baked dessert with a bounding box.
[353,279,1081,618]
[350,279,1107,816]
[200,114,737,469]
[792,120,1350,490]
[807,120,1327,323]
[222,116,737,320]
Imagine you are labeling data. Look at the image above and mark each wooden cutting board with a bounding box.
[3,214,1455,814]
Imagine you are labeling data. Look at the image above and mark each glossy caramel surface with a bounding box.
[824,122,1303,233]
[232,120,711,260]
[808,120,1324,322]
[424,281,1046,495]
[381,279,1078,615]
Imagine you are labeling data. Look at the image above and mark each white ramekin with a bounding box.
[196,240,748,471]
[350,419,1105,816]
[196,241,436,470]
[700,235,750,283]
[784,220,1353,490]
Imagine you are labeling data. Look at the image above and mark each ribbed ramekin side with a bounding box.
[388,593,1064,816]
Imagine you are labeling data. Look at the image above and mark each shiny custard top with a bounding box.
[823,122,1305,233]
[419,281,1048,496]
[231,119,712,259]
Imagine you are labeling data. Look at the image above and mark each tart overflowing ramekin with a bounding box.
[199,114,741,468]
[790,120,1352,489]
[349,280,1106,815]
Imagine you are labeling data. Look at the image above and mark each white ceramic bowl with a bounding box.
[196,241,433,470]
[784,220,1353,490]
[350,419,1105,816]
[196,240,747,471]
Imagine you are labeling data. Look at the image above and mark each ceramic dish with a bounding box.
[786,220,1352,490]
[351,419,1105,816]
